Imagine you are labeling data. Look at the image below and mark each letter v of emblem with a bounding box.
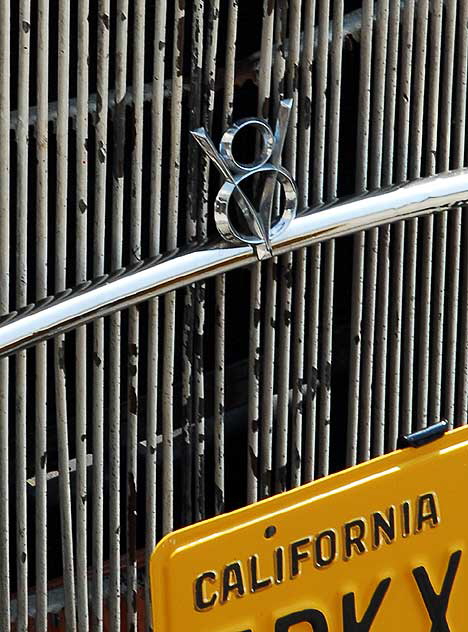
[191,99,298,260]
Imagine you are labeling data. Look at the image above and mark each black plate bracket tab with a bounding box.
[397,420,449,449]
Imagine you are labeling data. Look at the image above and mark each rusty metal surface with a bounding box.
[2,1,468,629]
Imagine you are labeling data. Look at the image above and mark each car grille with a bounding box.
[1,0,468,629]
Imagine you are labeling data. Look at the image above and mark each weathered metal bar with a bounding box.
[145,0,165,626]
[301,0,317,485]
[411,0,429,432]
[369,0,389,459]
[429,0,451,424]
[385,0,402,452]
[271,5,292,500]
[108,0,127,629]
[1,169,468,358]
[320,0,343,476]
[54,344,77,631]
[247,264,261,505]
[214,0,238,515]
[416,0,439,429]
[262,257,277,494]
[92,1,110,628]
[0,0,10,628]
[55,0,77,627]
[289,0,308,491]
[439,0,458,427]
[460,223,468,422]
[200,0,220,512]
[248,0,274,505]
[396,0,415,439]
[305,248,320,479]
[314,0,331,479]
[127,0,145,628]
[162,0,185,535]
[181,0,201,530]
[269,4,286,497]
[35,1,50,628]
[194,0,220,523]
[298,0,315,205]
[108,315,121,632]
[15,0,31,628]
[14,335,28,629]
[455,2,468,425]
[262,6,278,495]
[347,0,373,467]
[75,0,90,628]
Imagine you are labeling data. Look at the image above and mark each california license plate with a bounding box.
[150,425,468,631]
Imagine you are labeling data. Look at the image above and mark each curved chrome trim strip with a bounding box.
[1,168,467,357]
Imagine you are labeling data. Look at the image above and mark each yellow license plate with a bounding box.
[150,425,468,631]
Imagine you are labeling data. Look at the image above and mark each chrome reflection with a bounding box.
[191,99,297,260]
[0,168,468,357]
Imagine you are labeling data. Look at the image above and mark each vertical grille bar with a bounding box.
[274,3,293,499]
[262,257,277,492]
[196,0,221,522]
[15,0,31,628]
[460,240,468,421]
[347,0,373,466]
[248,0,273,504]
[162,282,176,534]
[214,0,238,517]
[403,0,423,433]
[321,0,343,475]
[398,0,415,437]
[385,0,402,451]
[455,6,468,424]
[270,3,286,495]
[439,0,458,427]
[427,0,445,424]
[247,263,261,504]
[56,0,77,626]
[369,0,389,458]
[288,0,305,491]
[182,21,195,530]
[274,9,289,497]
[258,0,277,502]
[203,0,221,510]
[183,0,201,528]
[301,0,317,484]
[457,7,468,424]
[54,346,77,630]
[414,0,430,430]
[416,0,438,429]
[0,0,9,627]
[92,1,110,627]
[162,0,185,535]
[380,0,399,188]
[146,0,165,623]
[314,0,330,478]
[76,0,90,627]
[35,0,49,627]
[127,0,146,627]
[145,0,167,629]
[109,0,128,628]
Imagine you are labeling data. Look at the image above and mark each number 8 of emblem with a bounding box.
[191,99,298,260]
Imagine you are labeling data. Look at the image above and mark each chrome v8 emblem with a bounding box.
[191,99,298,260]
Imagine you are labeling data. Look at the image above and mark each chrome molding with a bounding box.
[0,167,467,358]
